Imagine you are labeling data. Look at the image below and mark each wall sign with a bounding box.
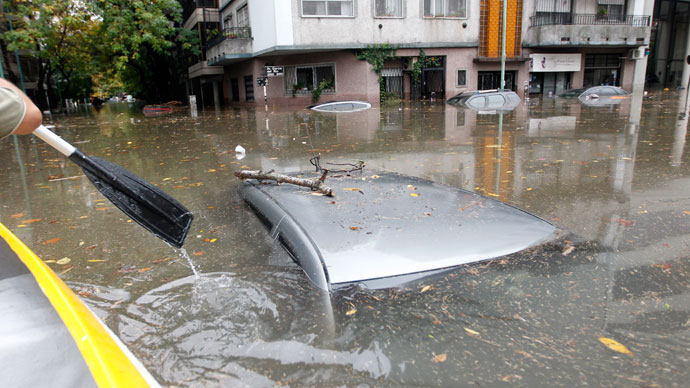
[529,54,582,73]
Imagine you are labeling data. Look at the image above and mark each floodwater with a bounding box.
[2,92,690,387]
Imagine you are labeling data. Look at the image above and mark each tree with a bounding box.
[3,0,198,105]
[2,0,99,104]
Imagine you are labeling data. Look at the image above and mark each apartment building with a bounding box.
[180,0,664,107]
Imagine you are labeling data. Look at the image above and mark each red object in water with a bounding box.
[143,105,173,116]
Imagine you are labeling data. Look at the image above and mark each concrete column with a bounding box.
[630,0,656,93]
[212,80,221,109]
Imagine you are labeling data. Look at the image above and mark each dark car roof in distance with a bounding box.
[239,170,559,291]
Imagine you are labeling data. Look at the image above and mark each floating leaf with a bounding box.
[88,260,105,262]
[22,218,41,224]
[562,245,575,256]
[464,327,480,336]
[421,285,431,293]
[10,213,24,219]
[350,226,359,231]
[344,188,361,191]
[346,309,357,316]
[193,251,205,256]
[410,193,419,197]
[432,353,447,363]
[42,238,62,244]
[684,211,690,215]
[599,337,633,355]
[56,257,71,265]
[138,267,153,273]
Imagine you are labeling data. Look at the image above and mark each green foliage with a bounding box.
[3,0,99,98]
[312,79,334,104]
[2,0,188,102]
[354,43,398,102]
[411,49,426,86]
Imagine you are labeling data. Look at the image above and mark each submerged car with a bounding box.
[446,89,521,112]
[308,100,372,113]
[239,169,559,291]
[559,86,630,99]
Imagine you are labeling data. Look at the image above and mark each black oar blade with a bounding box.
[72,153,193,248]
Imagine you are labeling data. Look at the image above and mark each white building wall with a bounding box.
[289,0,479,47]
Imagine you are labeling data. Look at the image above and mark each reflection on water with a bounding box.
[1,94,690,386]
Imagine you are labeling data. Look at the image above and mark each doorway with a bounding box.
[231,78,239,102]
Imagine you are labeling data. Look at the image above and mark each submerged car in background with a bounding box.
[559,86,631,106]
[238,169,560,291]
[308,101,372,113]
[446,89,521,113]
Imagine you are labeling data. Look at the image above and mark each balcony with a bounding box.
[525,13,651,47]
[206,27,253,65]
[182,0,219,22]
[531,13,650,27]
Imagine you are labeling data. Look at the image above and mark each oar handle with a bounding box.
[33,125,76,157]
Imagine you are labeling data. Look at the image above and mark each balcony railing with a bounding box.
[530,13,650,27]
[207,27,252,49]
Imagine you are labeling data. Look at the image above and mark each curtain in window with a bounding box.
[376,0,402,17]
[303,0,353,16]
[535,0,571,13]
[424,0,466,17]
[237,5,249,27]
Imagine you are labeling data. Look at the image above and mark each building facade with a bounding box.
[180,0,663,107]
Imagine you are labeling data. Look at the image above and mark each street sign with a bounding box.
[265,66,284,77]
[257,77,268,87]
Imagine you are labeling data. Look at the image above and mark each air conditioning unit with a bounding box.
[628,48,644,60]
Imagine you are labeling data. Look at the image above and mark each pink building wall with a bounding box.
[223,51,380,108]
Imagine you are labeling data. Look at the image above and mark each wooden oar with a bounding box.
[33,125,193,248]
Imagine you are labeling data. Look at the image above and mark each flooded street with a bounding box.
[2,92,690,386]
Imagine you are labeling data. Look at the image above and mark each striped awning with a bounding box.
[381,68,403,77]
[598,0,625,5]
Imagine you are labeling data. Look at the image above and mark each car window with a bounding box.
[486,95,506,108]
[597,87,617,96]
[583,88,600,96]
[615,88,628,95]
[468,96,486,109]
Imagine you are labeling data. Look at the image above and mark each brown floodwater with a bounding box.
[1,91,690,387]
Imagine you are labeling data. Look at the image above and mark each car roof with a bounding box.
[308,100,372,112]
[239,170,559,291]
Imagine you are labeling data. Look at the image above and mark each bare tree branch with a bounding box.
[235,170,334,197]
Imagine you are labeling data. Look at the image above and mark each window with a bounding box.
[244,75,254,102]
[284,64,336,95]
[223,15,233,29]
[237,4,249,27]
[424,0,466,18]
[457,70,466,86]
[302,0,354,17]
[375,0,403,17]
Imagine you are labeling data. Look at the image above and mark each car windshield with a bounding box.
[560,88,586,97]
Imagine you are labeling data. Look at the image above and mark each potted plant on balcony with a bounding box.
[597,6,608,20]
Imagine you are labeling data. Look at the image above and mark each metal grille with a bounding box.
[244,75,254,102]
[531,14,651,26]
